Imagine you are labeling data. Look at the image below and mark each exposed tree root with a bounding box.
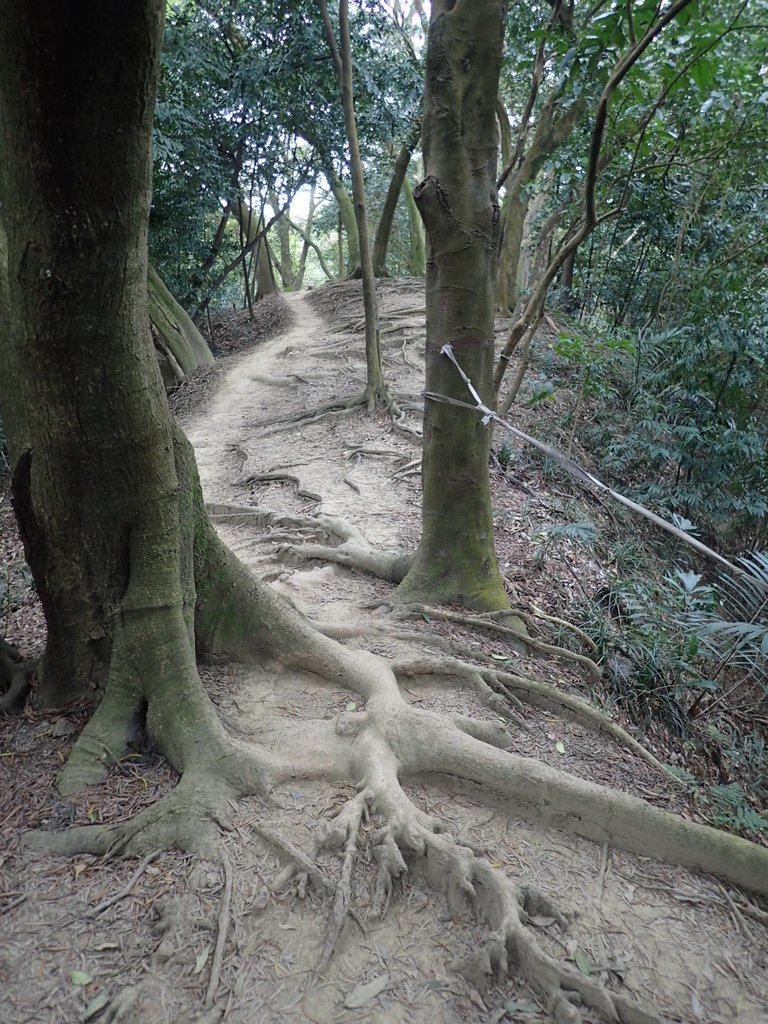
[236,468,322,503]
[22,480,768,1024]
[390,603,602,683]
[497,604,600,655]
[247,372,314,387]
[205,502,412,585]
[275,515,413,583]
[389,397,423,439]
[274,714,667,1022]
[0,636,36,713]
[345,444,409,463]
[258,392,367,437]
[313,621,679,779]
[397,655,677,780]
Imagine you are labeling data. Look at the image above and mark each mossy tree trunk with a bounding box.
[397,0,509,610]
[0,0,181,707]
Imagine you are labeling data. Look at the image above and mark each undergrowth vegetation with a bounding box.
[522,448,768,842]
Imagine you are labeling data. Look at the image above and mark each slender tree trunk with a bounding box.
[295,182,317,288]
[495,98,584,310]
[289,215,335,282]
[337,210,345,277]
[496,191,528,312]
[320,0,387,409]
[372,143,413,276]
[397,0,509,610]
[558,247,577,312]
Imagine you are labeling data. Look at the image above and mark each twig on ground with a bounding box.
[89,850,162,918]
[205,850,233,1009]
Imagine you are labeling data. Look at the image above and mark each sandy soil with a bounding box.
[2,282,767,1024]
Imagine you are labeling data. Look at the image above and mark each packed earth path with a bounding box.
[3,282,768,1024]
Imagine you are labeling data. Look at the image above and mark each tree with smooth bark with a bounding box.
[396,0,510,610]
[319,0,388,410]
[3,5,768,1022]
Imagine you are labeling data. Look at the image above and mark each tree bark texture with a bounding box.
[0,0,182,705]
[397,0,509,610]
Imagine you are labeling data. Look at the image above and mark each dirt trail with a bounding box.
[3,284,767,1024]
[185,289,423,619]
[180,287,768,1024]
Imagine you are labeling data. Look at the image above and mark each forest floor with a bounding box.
[2,280,767,1024]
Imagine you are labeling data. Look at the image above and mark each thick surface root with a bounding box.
[25,774,227,859]
[392,653,674,780]
[391,602,601,682]
[0,636,35,713]
[259,393,367,437]
[23,503,768,1024]
[275,515,412,583]
[277,716,667,1022]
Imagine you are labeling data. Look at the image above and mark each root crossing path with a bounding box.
[180,285,768,1024]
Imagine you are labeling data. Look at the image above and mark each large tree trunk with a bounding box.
[255,235,278,301]
[396,0,508,610]
[0,0,181,706]
[269,190,296,290]
[230,201,278,301]
[0,0,272,798]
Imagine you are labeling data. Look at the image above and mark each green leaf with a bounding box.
[194,946,211,975]
[691,58,716,93]
[491,653,510,662]
[574,950,592,976]
[84,992,110,1020]
[555,740,566,755]
[503,998,538,1014]
[687,678,719,691]
[70,970,92,987]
